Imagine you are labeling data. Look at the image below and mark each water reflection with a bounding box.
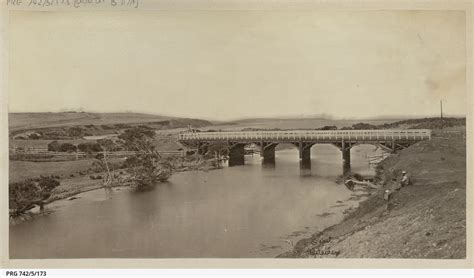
[343,162,351,176]
[104,187,114,199]
[299,159,312,176]
[262,157,276,168]
[10,145,382,259]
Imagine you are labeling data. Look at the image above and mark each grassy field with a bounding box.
[9,158,125,183]
[8,112,172,131]
[9,112,212,134]
[10,137,183,152]
[10,139,96,149]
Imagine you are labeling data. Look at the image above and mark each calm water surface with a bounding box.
[10,145,381,258]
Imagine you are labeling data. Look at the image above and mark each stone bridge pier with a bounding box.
[259,142,278,164]
[228,143,246,167]
[333,141,353,176]
[295,142,314,162]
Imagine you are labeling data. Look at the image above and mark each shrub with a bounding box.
[351,123,377,130]
[78,143,102,153]
[58,143,77,152]
[317,125,338,130]
[114,123,132,129]
[9,177,60,216]
[68,126,84,139]
[48,141,60,152]
[28,133,41,139]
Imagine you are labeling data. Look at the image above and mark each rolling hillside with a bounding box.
[8,112,211,132]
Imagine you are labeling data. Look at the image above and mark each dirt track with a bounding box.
[279,137,466,258]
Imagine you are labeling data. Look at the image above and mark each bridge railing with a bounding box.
[177,129,431,142]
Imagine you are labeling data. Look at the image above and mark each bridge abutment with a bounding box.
[228,143,246,167]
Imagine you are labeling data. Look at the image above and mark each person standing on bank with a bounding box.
[384,170,410,210]
[401,170,411,187]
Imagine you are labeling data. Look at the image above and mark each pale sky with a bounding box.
[9,10,466,120]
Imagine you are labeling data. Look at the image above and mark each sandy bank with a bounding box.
[279,137,466,258]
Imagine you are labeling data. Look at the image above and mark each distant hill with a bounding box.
[9,112,211,132]
[206,116,465,131]
[209,117,403,131]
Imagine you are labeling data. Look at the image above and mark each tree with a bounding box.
[92,139,118,187]
[9,176,60,216]
[204,142,229,169]
[317,125,338,130]
[118,127,173,190]
[118,127,155,151]
[77,142,102,153]
[28,133,40,139]
[68,126,84,139]
[47,140,60,152]
[58,143,77,152]
[351,123,377,130]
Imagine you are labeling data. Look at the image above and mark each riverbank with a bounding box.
[279,137,466,258]
[9,156,222,224]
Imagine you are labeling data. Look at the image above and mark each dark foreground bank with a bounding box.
[279,137,466,258]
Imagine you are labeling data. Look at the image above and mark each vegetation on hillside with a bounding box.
[340,117,465,130]
[9,112,212,139]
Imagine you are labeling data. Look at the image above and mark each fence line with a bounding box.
[9,149,186,157]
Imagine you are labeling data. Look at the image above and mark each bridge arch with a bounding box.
[177,129,431,172]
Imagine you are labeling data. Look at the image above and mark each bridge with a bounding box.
[177,129,431,173]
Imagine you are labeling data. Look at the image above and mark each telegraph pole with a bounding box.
[440,100,444,130]
[440,100,443,119]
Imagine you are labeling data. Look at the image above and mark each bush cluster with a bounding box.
[9,176,60,216]
[47,141,77,152]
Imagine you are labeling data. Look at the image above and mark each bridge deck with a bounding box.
[177,129,431,143]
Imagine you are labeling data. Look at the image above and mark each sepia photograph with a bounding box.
[1,2,471,268]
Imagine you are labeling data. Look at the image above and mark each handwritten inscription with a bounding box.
[308,248,340,256]
[6,0,139,8]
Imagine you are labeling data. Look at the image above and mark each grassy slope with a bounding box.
[8,112,170,130]
[9,158,125,183]
[8,112,211,131]
[206,117,465,131]
[209,118,401,131]
[280,137,466,258]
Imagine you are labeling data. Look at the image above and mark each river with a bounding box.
[9,144,382,258]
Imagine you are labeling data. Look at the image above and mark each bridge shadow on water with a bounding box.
[258,153,343,177]
[253,146,364,178]
[261,157,276,169]
[299,159,312,177]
